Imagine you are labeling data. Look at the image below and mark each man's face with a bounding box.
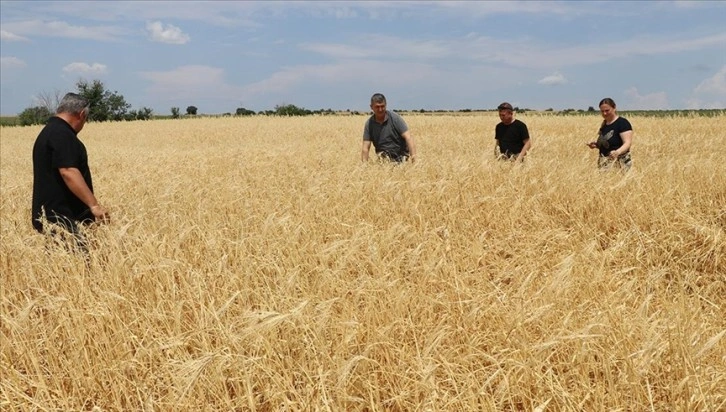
[371,101,387,117]
[498,109,514,124]
[75,109,89,132]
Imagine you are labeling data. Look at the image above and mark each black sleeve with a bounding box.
[49,132,81,169]
[520,122,530,140]
[618,117,633,133]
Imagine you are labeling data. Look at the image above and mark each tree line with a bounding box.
[16,80,346,126]
[14,79,725,126]
[18,80,155,126]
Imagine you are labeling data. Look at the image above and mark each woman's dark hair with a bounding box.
[599,98,616,108]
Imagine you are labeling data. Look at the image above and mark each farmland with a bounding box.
[1,113,724,410]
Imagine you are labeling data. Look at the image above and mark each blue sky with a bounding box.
[1,1,725,115]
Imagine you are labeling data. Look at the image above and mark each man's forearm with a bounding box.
[402,133,416,160]
[59,168,98,208]
[407,142,417,159]
[518,140,531,160]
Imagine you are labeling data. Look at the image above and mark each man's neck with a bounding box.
[56,113,81,133]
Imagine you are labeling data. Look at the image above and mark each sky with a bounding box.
[1,1,725,115]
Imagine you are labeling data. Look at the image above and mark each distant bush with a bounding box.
[236,107,256,116]
[274,104,311,116]
[18,106,52,126]
[124,107,154,121]
[0,116,18,127]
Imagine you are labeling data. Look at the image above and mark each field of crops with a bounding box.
[1,113,724,410]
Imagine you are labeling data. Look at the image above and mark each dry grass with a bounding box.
[1,113,724,411]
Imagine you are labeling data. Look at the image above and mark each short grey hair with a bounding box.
[56,93,90,116]
[370,93,386,105]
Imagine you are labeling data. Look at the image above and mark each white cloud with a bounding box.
[301,35,449,61]
[239,60,439,100]
[139,65,241,103]
[684,97,725,110]
[694,65,726,95]
[624,87,669,110]
[300,43,374,59]
[0,20,124,41]
[234,60,521,112]
[62,62,108,75]
[0,30,29,41]
[68,2,262,28]
[538,72,568,86]
[428,1,578,17]
[0,56,27,69]
[484,32,726,69]
[673,0,710,9]
[146,21,190,44]
[301,31,726,71]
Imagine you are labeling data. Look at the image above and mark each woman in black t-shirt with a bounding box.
[586,98,633,170]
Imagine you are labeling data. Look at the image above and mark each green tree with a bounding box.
[125,107,154,121]
[274,104,310,116]
[186,106,198,115]
[136,107,153,120]
[76,79,130,122]
[171,107,180,118]
[235,107,255,116]
[18,106,52,126]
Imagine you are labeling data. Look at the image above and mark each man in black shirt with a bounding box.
[494,102,531,162]
[32,93,109,251]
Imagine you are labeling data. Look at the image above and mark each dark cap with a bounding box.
[497,102,513,111]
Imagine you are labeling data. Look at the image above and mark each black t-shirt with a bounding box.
[597,116,632,157]
[495,119,530,156]
[32,116,94,232]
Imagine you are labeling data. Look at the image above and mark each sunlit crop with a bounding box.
[1,113,724,410]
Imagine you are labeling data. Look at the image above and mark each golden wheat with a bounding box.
[1,113,724,411]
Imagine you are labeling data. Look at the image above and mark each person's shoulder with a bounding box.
[46,115,73,130]
[45,116,77,139]
[36,116,59,135]
[42,116,60,128]
[617,116,632,128]
[510,119,528,130]
[389,110,408,125]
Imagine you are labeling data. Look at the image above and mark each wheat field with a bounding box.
[1,113,724,411]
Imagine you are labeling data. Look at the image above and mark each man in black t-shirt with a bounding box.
[32,93,109,251]
[494,102,531,162]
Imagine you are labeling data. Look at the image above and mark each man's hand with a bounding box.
[90,204,110,223]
